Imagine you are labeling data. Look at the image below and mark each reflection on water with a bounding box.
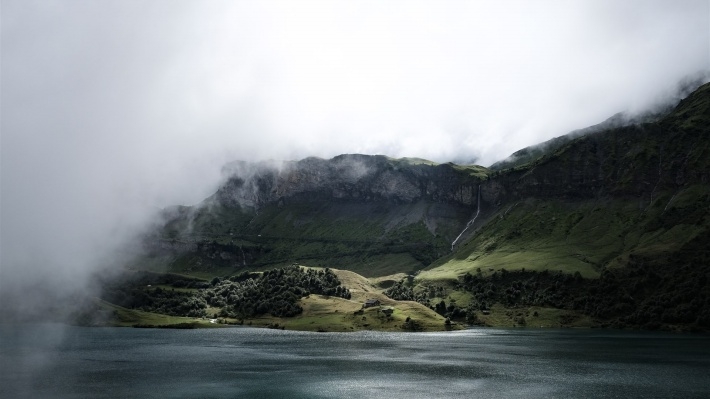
[1,324,709,398]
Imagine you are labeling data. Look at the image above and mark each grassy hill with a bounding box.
[89,267,453,332]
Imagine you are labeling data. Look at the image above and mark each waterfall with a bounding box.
[451,185,481,251]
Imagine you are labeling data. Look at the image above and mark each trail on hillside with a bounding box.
[451,186,481,251]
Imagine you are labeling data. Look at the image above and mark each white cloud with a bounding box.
[1,0,708,300]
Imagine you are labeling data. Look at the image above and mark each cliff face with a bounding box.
[215,155,485,209]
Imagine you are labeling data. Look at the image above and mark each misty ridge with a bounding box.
[490,71,710,171]
[2,74,709,326]
[215,155,378,209]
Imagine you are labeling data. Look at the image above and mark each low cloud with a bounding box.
[1,0,708,312]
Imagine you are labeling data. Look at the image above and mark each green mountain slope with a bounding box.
[428,82,710,279]
[141,155,489,278]
[127,81,710,331]
[417,82,710,330]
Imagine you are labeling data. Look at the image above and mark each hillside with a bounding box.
[435,82,710,275]
[118,82,710,331]
[140,155,489,277]
[420,82,710,330]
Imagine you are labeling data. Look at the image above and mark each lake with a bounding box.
[1,324,709,398]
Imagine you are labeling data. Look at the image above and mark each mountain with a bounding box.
[125,81,710,331]
[489,111,650,172]
[143,155,489,278]
[421,82,710,329]
[490,72,710,172]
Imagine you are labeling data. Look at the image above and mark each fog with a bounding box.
[1,0,708,313]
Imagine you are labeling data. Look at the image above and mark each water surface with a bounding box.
[1,324,709,398]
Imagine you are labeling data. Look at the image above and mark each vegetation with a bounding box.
[208,266,351,319]
[104,82,710,332]
[414,225,710,331]
[101,271,210,318]
[101,266,351,321]
[73,300,219,329]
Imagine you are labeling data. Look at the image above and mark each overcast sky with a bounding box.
[1,0,709,294]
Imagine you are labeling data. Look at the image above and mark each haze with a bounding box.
[1,0,708,307]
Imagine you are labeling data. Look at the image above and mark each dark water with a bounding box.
[1,324,709,398]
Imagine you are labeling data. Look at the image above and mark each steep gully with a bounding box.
[451,185,481,251]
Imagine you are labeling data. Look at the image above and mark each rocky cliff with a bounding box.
[215,155,487,209]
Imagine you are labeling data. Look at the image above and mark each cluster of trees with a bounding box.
[101,266,351,320]
[383,281,428,304]
[204,266,350,319]
[457,269,586,312]
[433,300,470,321]
[384,227,709,331]
[384,281,475,323]
[101,272,209,317]
[401,316,423,331]
[113,271,210,288]
[455,229,710,331]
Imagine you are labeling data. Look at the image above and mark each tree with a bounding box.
[435,300,447,315]
[466,311,478,324]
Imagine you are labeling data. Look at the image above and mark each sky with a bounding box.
[1,0,709,301]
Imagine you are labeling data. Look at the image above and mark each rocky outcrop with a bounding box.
[215,154,486,209]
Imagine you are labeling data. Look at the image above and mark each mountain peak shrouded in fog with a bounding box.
[1,1,708,315]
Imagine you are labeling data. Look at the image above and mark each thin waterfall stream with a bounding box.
[451,185,481,251]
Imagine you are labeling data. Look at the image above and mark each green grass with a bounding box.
[98,301,219,328]
[662,82,710,131]
[99,266,453,332]
[242,293,453,332]
[388,156,439,166]
[146,200,461,278]
[665,184,710,209]
[292,253,423,278]
[386,156,490,180]
[127,253,228,280]
[149,285,198,293]
[420,193,709,282]
[474,304,596,328]
[137,184,709,298]
[451,164,490,179]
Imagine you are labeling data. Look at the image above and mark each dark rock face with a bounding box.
[144,239,197,254]
[216,154,484,209]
